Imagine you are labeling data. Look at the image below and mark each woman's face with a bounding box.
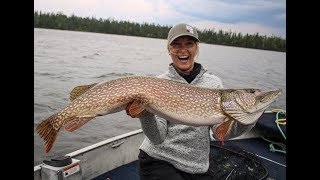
[168,36,198,73]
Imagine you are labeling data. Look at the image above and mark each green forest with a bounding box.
[34,11,286,52]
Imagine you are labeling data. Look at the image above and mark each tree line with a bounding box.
[34,11,286,52]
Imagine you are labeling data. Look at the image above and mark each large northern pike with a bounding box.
[36,76,281,153]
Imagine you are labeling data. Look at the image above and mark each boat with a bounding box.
[34,109,286,180]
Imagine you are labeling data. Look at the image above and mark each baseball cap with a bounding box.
[167,23,200,45]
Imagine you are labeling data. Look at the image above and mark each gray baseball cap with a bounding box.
[167,23,200,45]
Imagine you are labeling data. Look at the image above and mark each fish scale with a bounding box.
[36,76,281,153]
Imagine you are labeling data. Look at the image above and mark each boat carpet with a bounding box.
[209,137,286,180]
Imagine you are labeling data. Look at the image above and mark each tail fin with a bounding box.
[36,114,60,154]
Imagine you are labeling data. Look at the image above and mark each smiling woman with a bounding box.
[130,23,272,180]
[166,23,201,83]
[167,28,199,73]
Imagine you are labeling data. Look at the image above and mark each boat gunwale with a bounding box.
[66,129,143,158]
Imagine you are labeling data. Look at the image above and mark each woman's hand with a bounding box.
[125,100,146,118]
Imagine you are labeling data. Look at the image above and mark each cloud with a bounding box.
[34,0,286,38]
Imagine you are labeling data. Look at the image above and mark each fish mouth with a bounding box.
[247,89,282,113]
[257,89,282,103]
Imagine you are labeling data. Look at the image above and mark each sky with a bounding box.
[34,0,286,38]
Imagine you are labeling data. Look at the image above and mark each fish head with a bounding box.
[221,88,282,124]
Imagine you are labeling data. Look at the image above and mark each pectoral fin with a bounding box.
[215,118,233,145]
[125,100,146,118]
[70,83,98,101]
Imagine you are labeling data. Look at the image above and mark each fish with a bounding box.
[36,76,282,153]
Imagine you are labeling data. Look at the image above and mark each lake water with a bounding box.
[34,28,286,166]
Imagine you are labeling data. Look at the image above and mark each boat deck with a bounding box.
[94,137,286,180]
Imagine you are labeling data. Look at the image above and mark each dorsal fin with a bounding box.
[70,83,98,101]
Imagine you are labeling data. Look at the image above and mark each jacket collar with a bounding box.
[167,62,207,84]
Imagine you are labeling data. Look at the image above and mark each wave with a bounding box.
[94,72,136,79]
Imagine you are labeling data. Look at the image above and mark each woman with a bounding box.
[128,23,257,180]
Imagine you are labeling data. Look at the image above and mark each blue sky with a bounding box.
[34,0,286,38]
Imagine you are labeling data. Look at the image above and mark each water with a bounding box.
[34,28,286,166]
